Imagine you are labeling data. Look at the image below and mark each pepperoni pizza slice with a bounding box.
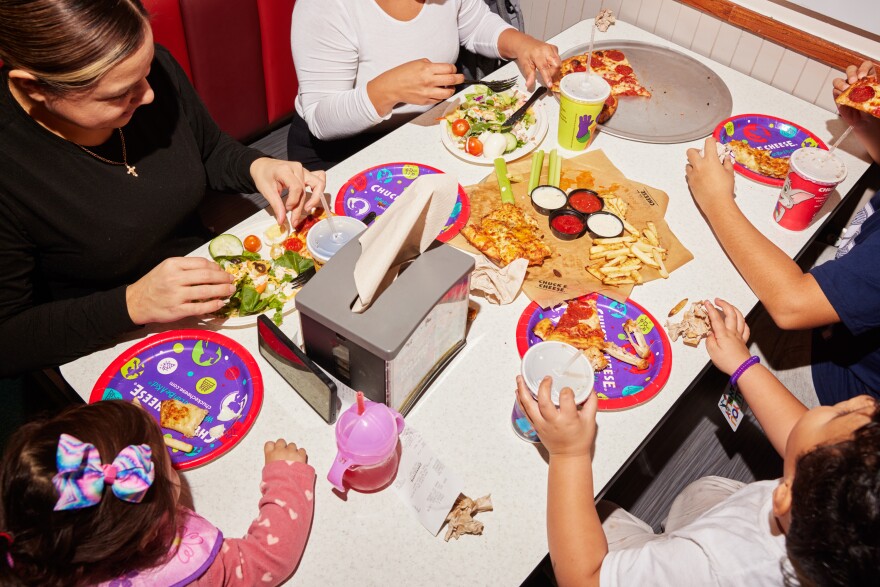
[836,76,880,118]
[555,49,651,98]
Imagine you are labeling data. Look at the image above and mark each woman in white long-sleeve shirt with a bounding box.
[288,0,560,170]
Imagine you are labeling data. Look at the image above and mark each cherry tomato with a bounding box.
[283,237,304,252]
[451,118,470,137]
[243,235,262,252]
[466,137,484,157]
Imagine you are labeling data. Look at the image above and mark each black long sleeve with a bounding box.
[0,45,265,376]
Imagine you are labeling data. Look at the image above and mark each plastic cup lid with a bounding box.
[560,72,611,103]
[334,399,402,465]
[306,216,367,262]
[521,341,594,405]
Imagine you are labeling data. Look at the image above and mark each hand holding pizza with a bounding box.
[685,137,736,216]
[515,375,598,459]
[832,61,880,164]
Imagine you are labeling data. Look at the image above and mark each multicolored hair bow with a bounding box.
[52,433,155,511]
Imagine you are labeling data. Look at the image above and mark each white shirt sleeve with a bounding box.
[290,0,388,141]
[456,0,515,59]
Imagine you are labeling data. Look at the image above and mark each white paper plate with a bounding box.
[200,214,305,327]
[440,93,548,165]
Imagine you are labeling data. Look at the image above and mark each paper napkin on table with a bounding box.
[352,174,459,313]
[470,255,527,304]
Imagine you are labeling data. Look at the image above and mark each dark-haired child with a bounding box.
[518,298,880,586]
[0,400,315,586]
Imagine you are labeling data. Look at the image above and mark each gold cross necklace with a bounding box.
[74,128,138,177]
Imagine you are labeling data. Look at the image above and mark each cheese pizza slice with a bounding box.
[461,203,553,267]
[160,399,208,438]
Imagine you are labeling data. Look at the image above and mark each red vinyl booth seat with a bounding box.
[144,0,297,141]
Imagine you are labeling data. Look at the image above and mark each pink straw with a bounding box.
[356,391,365,415]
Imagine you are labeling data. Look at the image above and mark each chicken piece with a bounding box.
[623,319,650,358]
[665,302,711,347]
[602,341,649,370]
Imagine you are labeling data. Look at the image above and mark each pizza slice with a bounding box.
[835,75,880,118]
[461,203,553,267]
[160,399,208,438]
[727,140,790,179]
[554,50,651,99]
[532,297,648,372]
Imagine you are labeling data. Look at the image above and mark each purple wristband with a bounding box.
[730,356,760,388]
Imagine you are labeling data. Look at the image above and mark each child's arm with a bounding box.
[704,300,808,456]
[516,377,605,587]
[194,440,316,586]
[686,141,839,330]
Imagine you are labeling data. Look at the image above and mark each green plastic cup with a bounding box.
[557,73,611,151]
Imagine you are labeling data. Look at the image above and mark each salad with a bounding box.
[208,226,315,325]
[444,85,536,160]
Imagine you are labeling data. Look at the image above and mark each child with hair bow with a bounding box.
[0,400,315,586]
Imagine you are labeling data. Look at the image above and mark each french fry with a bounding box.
[605,277,636,285]
[603,255,625,267]
[630,245,659,268]
[586,266,605,281]
[653,248,669,278]
[630,270,643,284]
[164,436,194,453]
[593,235,635,245]
[669,298,688,316]
[623,219,639,235]
[643,227,660,247]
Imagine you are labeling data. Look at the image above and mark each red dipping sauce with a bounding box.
[551,214,584,234]
[568,189,602,214]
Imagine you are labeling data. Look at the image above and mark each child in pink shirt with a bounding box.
[0,400,315,586]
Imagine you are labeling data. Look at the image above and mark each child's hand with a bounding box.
[685,137,736,216]
[833,61,880,129]
[515,375,598,459]
[264,438,308,465]
[704,298,751,376]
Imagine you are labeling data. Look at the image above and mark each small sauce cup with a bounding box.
[306,216,367,266]
[586,211,624,239]
[530,185,567,215]
[568,189,603,215]
[549,209,587,240]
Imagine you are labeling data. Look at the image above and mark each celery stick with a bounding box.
[495,157,515,204]
[553,153,563,188]
[527,150,545,192]
[548,149,559,188]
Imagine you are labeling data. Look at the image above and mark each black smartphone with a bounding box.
[257,315,338,424]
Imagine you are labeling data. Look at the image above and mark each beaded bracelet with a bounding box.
[730,356,760,389]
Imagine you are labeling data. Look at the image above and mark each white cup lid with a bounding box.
[521,341,594,405]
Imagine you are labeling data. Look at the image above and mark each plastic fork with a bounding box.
[460,76,518,93]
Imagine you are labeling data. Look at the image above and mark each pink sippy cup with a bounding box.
[327,392,405,493]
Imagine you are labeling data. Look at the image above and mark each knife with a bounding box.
[501,86,547,131]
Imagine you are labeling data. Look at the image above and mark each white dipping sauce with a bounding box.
[587,212,624,237]
[531,186,567,210]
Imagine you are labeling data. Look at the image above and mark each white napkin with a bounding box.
[470,255,527,304]
[352,174,459,313]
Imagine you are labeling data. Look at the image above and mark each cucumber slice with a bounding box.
[209,234,243,259]
[503,132,518,153]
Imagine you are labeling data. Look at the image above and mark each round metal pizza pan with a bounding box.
[560,40,733,144]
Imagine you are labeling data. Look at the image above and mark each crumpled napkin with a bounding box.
[443,494,493,541]
[352,173,458,313]
[470,255,528,304]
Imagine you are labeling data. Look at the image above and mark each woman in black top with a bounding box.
[0,0,325,376]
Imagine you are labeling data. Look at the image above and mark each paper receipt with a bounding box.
[393,426,464,535]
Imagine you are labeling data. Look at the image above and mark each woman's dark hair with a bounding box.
[0,0,149,93]
[787,403,880,586]
[0,400,179,586]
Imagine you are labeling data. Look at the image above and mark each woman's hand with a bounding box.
[368,59,464,117]
[126,257,235,325]
[498,30,560,91]
[250,158,326,226]
[515,375,598,459]
[264,438,308,465]
[704,298,752,376]
[685,136,736,216]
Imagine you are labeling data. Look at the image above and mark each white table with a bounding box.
[62,19,872,586]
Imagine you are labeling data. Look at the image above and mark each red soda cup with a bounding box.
[773,147,847,231]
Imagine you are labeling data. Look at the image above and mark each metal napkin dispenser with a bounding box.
[295,238,474,416]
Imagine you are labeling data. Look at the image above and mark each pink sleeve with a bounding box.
[192,460,316,586]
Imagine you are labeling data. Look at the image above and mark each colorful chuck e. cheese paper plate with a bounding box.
[91,330,263,470]
[713,114,828,186]
[516,293,672,410]
[335,162,471,242]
